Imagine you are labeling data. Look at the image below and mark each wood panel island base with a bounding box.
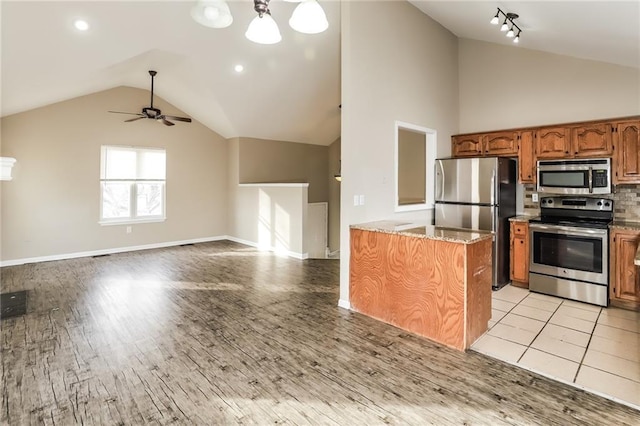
[350,221,494,351]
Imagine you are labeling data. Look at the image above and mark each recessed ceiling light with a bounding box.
[234,64,244,73]
[74,19,89,31]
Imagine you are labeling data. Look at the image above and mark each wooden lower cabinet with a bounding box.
[510,221,529,288]
[350,228,492,350]
[610,229,640,311]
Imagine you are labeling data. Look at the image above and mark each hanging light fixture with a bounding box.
[289,0,328,34]
[191,0,233,28]
[334,160,342,182]
[191,0,328,44]
[246,0,282,45]
[490,8,522,44]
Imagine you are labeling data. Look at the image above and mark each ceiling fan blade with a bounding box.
[108,111,144,116]
[163,115,192,123]
[124,117,146,123]
[159,117,175,126]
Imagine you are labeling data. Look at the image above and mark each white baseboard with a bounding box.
[224,236,308,260]
[338,299,351,310]
[0,236,227,267]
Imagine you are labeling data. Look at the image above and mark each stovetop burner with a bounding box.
[529,216,611,229]
[533,196,614,229]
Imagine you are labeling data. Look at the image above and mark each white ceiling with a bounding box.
[409,1,640,69]
[2,1,638,147]
[1,0,342,146]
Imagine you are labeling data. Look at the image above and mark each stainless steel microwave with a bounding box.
[537,158,611,195]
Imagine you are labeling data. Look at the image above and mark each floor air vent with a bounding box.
[1,291,27,320]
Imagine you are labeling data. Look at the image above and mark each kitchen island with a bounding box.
[350,221,494,351]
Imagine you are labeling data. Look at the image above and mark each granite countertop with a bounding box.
[610,220,640,231]
[350,220,494,244]
[509,215,538,222]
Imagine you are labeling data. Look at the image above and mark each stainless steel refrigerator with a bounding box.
[434,157,516,289]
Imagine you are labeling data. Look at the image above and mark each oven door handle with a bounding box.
[529,223,608,236]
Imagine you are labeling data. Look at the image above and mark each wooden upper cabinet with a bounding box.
[613,120,640,184]
[535,127,571,159]
[482,132,518,156]
[452,134,482,157]
[518,130,535,183]
[571,123,612,157]
[610,229,640,310]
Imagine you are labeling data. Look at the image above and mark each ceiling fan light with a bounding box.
[289,0,328,34]
[246,13,282,44]
[191,0,233,29]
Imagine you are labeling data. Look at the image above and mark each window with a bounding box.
[100,145,166,224]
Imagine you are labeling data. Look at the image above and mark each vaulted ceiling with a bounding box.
[2,1,638,147]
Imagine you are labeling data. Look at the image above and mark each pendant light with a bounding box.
[191,0,233,28]
[289,0,328,34]
[245,0,282,44]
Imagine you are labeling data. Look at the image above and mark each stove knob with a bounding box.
[604,202,610,207]
[548,199,553,204]
[541,199,547,204]
[597,201,602,206]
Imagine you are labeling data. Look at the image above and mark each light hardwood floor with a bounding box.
[1,241,638,424]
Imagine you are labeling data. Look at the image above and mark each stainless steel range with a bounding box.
[529,196,613,307]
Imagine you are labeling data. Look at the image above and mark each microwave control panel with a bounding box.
[593,170,608,188]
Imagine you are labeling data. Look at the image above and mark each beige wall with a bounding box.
[340,1,459,306]
[228,137,309,257]
[328,137,340,252]
[238,137,329,203]
[0,86,228,262]
[232,184,309,257]
[459,38,640,133]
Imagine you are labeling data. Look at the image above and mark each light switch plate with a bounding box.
[354,195,359,206]
[359,195,365,205]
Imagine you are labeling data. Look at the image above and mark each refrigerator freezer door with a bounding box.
[435,158,497,205]
[434,204,495,231]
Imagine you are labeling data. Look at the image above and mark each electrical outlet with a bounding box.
[126,226,132,234]
[532,193,539,203]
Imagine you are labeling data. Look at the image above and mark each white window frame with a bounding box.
[99,145,167,226]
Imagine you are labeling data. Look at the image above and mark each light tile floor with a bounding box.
[471,285,640,410]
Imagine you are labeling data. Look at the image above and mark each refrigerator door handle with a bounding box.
[435,160,444,201]
[491,169,496,205]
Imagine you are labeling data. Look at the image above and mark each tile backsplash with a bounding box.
[523,184,640,222]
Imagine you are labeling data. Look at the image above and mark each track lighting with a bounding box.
[490,8,522,43]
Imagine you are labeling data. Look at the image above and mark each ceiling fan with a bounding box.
[108,70,192,126]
